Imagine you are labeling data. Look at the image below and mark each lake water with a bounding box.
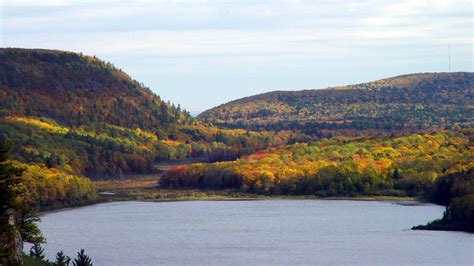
[31,200,473,265]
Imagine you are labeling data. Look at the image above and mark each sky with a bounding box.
[1,0,472,114]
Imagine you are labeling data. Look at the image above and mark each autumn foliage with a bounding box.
[199,72,474,135]
[161,130,473,196]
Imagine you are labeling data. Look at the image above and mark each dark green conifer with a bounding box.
[29,243,45,260]
[55,250,71,266]
[1,138,43,265]
[73,249,93,266]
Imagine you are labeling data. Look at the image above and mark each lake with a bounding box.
[31,200,473,265]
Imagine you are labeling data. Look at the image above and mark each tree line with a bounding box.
[414,169,474,232]
[160,130,473,197]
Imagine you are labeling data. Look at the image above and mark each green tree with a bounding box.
[55,250,71,266]
[73,249,93,266]
[29,243,45,261]
[1,138,43,265]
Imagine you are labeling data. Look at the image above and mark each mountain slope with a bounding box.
[0,48,191,129]
[0,48,282,178]
[199,73,474,133]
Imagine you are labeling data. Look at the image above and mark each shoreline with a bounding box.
[99,194,418,203]
[412,218,474,234]
[38,189,419,216]
[96,188,418,203]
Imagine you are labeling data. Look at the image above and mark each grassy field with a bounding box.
[94,175,159,190]
[93,176,415,203]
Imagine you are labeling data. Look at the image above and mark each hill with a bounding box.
[0,49,283,178]
[199,73,474,135]
[0,48,191,129]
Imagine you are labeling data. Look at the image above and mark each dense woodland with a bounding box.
[0,139,94,264]
[16,161,96,209]
[0,48,192,129]
[413,169,474,232]
[199,72,474,134]
[161,130,473,196]
[0,115,286,178]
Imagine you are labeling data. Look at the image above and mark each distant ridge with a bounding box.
[198,72,474,133]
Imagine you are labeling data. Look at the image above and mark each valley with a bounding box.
[0,48,472,257]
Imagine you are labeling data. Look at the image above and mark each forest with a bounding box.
[0,115,286,178]
[0,48,192,129]
[413,169,474,232]
[0,138,96,265]
[160,130,473,197]
[199,72,474,134]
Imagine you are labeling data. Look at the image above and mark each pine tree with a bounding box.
[392,169,400,180]
[0,139,24,265]
[73,249,93,266]
[55,250,71,266]
[29,243,45,260]
[1,138,43,265]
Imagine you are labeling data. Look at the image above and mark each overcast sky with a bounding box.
[1,0,472,114]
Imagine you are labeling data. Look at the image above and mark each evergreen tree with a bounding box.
[160,103,170,124]
[55,250,71,266]
[392,169,400,180]
[73,249,93,266]
[29,243,45,260]
[0,138,43,265]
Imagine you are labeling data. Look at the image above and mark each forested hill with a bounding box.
[199,73,474,134]
[0,48,283,178]
[0,48,192,129]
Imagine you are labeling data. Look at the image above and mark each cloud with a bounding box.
[0,28,428,56]
[2,0,472,61]
[4,1,471,31]
[2,0,72,6]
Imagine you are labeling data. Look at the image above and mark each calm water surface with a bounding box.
[32,200,473,265]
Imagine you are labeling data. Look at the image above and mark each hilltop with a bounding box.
[199,73,474,135]
[0,48,191,129]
